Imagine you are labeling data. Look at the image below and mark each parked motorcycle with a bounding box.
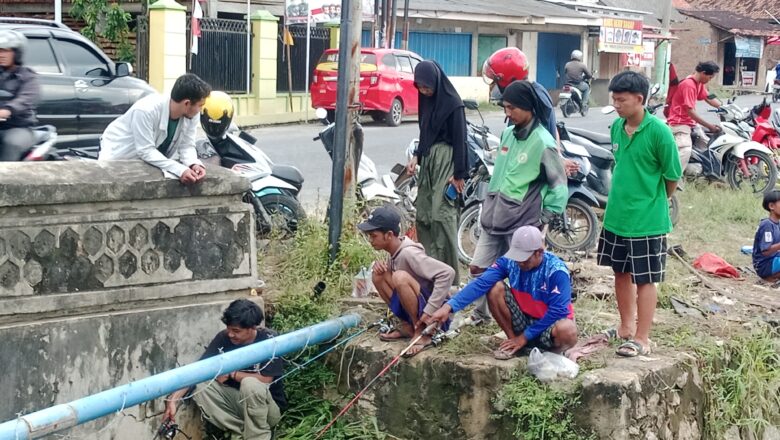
[0,90,58,161]
[195,125,306,234]
[559,79,590,118]
[314,107,403,205]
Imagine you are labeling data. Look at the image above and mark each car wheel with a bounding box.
[385,99,403,127]
[326,109,336,122]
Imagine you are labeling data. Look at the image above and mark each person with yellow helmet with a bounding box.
[99,73,211,185]
[200,90,234,142]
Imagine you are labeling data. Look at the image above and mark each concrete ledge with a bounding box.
[0,161,258,315]
[0,161,250,208]
[331,337,704,440]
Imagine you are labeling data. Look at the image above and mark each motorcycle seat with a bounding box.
[582,143,614,162]
[567,127,611,145]
[31,125,55,143]
[272,164,304,186]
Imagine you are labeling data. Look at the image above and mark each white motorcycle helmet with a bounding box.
[570,50,583,61]
[0,30,28,65]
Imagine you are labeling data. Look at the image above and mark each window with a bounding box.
[25,38,61,74]
[381,54,397,70]
[319,52,377,67]
[54,39,110,78]
[410,57,421,71]
[396,55,413,73]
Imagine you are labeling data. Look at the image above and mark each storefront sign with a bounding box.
[735,35,762,58]
[622,42,655,67]
[742,71,756,86]
[598,17,643,54]
[286,0,375,24]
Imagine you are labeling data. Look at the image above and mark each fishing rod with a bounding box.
[315,321,440,439]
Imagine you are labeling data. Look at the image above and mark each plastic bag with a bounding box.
[351,266,374,298]
[527,347,580,382]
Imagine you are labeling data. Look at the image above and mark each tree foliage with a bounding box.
[70,0,135,62]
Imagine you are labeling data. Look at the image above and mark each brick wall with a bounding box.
[670,14,721,78]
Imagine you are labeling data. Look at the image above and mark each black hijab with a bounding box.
[414,60,464,157]
[501,80,547,138]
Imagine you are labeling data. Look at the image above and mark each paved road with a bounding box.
[250,94,775,209]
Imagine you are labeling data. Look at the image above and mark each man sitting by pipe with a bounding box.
[427,226,578,359]
[359,206,455,357]
[164,299,286,440]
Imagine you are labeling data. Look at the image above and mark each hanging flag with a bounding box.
[283,27,295,46]
[768,36,780,46]
[191,0,204,55]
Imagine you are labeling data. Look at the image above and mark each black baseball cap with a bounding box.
[358,206,401,235]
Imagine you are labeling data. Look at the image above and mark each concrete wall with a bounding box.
[0,161,260,437]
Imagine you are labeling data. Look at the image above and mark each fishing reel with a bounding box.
[156,420,191,440]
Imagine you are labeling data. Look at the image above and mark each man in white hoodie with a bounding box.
[99,73,211,185]
[359,206,455,357]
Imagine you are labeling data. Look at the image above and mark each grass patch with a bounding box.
[492,373,595,440]
[697,325,780,439]
[261,209,390,438]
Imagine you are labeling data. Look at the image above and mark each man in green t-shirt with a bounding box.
[597,71,682,358]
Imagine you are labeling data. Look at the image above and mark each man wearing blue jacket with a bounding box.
[428,226,578,359]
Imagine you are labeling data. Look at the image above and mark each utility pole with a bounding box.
[389,0,398,48]
[654,0,673,92]
[401,0,409,50]
[328,0,362,264]
[54,0,62,23]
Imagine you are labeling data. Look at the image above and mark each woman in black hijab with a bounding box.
[407,60,467,280]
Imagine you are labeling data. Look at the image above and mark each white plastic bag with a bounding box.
[351,266,374,298]
[527,347,579,382]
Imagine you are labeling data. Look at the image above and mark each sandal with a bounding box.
[616,340,651,357]
[379,329,410,342]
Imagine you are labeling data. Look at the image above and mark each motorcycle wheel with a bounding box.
[725,150,778,194]
[457,204,481,264]
[669,194,680,227]
[260,193,306,235]
[561,101,571,118]
[546,198,599,252]
[243,192,272,236]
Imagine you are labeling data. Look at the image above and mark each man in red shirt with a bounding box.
[666,61,722,172]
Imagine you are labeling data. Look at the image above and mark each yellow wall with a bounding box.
[148,0,187,94]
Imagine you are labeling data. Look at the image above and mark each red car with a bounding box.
[310,48,423,126]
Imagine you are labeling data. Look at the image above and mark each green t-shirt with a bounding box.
[157,118,180,156]
[604,110,682,237]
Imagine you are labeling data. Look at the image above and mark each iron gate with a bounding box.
[188,18,251,93]
[277,24,331,92]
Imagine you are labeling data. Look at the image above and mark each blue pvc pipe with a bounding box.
[0,314,361,440]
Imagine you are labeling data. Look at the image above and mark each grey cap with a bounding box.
[504,226,544,262]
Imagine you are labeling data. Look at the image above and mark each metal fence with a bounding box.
[188,18,251,93]
[134,15,149,82]
[277,24,331,93]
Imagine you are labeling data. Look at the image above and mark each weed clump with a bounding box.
[492,373,595,440]
[697,325,780,439]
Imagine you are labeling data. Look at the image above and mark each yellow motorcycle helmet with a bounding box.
[200,91,234,141]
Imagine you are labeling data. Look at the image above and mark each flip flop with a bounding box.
[403,340,433,358]
[616,340,651,357]
[492,348,516,360]
[379,329,410,342]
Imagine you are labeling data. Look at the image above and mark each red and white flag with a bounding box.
[191,0,204,55]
